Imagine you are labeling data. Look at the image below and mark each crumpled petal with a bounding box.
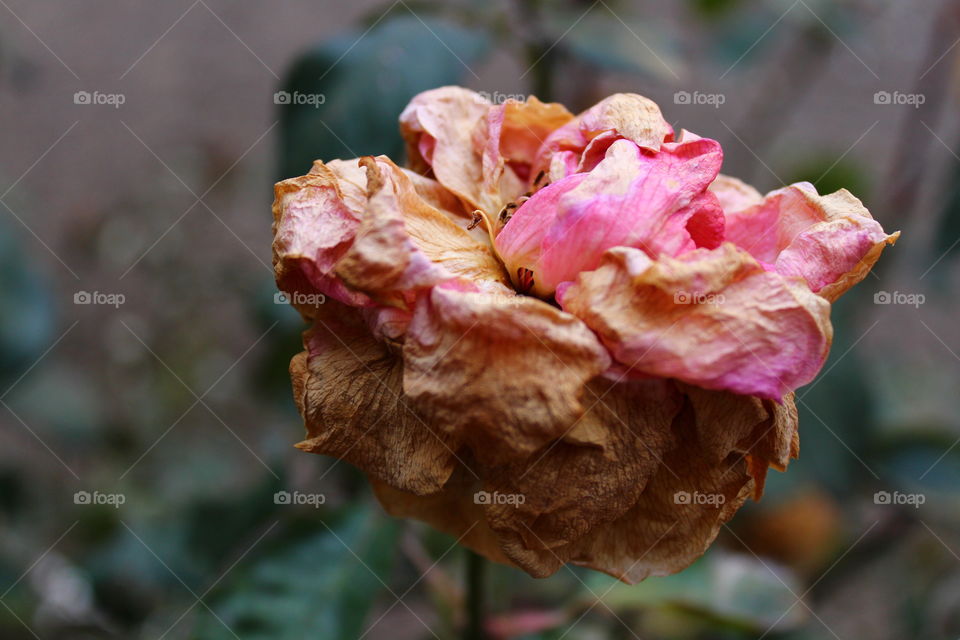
[557,244,833,399]
[401,281,611,464]
[489,97,573,189]
[400,86,492,208]
[531,93,674,183]
[273,154,506,340]
[723,181,899,301]
[291,307,459,495]
[272,161,370,310]
[401,87,575,213]
[496,137,723,297]
[335,156,508,305]
[371,380,799,583]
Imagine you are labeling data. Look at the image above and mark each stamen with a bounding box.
[469,208,508,267]
[516,267,535,294]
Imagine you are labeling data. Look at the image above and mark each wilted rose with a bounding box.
[272,87,897,582]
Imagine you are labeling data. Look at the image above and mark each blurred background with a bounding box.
[1,0,958,638]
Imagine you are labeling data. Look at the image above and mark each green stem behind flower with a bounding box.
[464,549,488,640]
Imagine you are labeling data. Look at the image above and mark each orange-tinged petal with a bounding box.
[723,181,899,301]
[292,310,459,495]
[335,156,509,305]
[402,281,611,463]
[558,244,833,399]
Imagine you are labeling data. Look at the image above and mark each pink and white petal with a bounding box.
[725,182,899,300]
[493,172,591,291]
[532,93,674,181]
[558,244,833,400]
[709,173,763,214]
[400,86,492,209]
[530,138,723,296]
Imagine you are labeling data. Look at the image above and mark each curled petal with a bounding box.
[558,244,833,399]
[292,310,459,495]
[495,97,574,187]
[372,381,798,582]
[401,87,574,212]
[400,86,493,210]
[532,93,674,181]
[402,282,611,464]
[335,156,509,304]
[708,173,763,213]
[724,182,899,301]
[272,161,370,310]
[496,137,723,297]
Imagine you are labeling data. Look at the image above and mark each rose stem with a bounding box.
[464,549,488,640]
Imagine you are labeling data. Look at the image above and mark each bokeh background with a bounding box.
[1,0,959,638]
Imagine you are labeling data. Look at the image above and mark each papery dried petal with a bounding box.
[272,161,371,312]
[558,244,832,399]
[335,156,509,305]
[531,93,674,182]
[292,309,459,495]
[496,137,723,297]
[402,282,611,464]
[723,182,899,301]
[371,380,798,582]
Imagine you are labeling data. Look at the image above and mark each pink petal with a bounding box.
[723,182,899,301]
[558,244,833,400]
[497,137,723,297]
[531,93,674,185]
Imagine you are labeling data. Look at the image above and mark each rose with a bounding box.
[272,87,897,583]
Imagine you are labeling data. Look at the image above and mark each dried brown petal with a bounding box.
[292,310,459,495]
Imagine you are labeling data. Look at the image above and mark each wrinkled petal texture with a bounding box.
[532,93,675,183]
[496,137,723,296]
[558,244,833,399]
[721,181,899,301]
[400,87,575,213]
[274,86,898,583]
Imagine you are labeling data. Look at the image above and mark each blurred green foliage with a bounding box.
[193,504,400,640]
[277,14,490,178]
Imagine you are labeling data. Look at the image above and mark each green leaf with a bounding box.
[277,14,490,179]
[582,551,805,632]
[192,505,401,640]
